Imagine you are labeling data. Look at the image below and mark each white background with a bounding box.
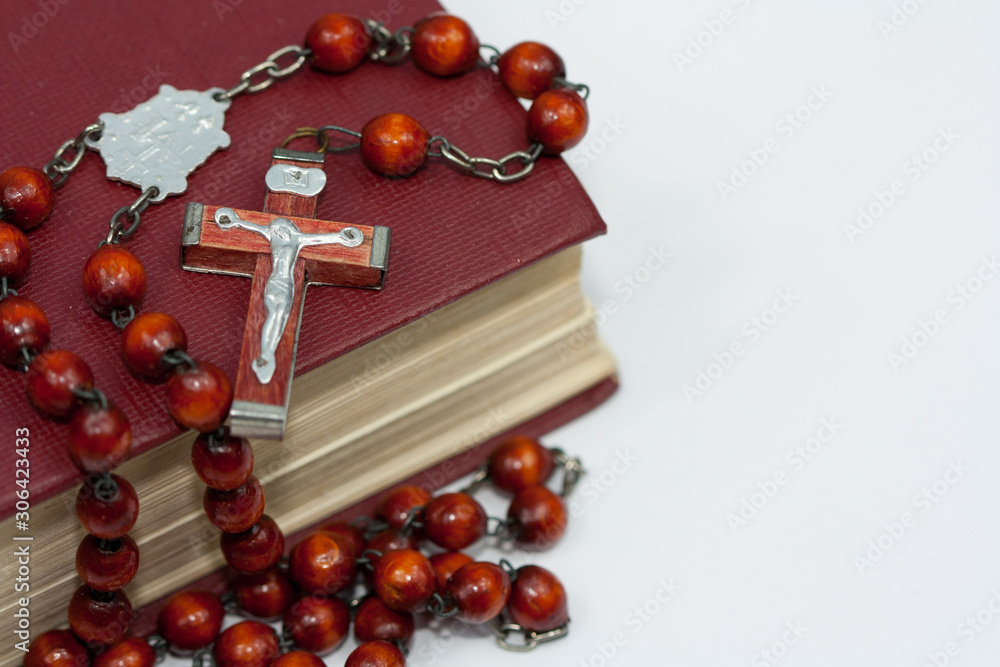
[169,1,1000,666]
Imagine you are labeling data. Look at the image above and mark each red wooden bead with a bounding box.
[76,534,140,592]
[373,548,436,613]
[26,350,93,418]
[507,565,569,632]
[364,527,418,565]
[204,475,265,533]
[411,13,479,77]
[0,166,54,230]
[507,485,568,549]
[221,514,285,573]
[354,596,415,647]
[282,595,350,655]
[306,14,371,73]
[423,492,487,550]
[488,436,555,492]
[192,433,254,491]
[81,245,147,318]
[157,590,225,651]
[377,485,432,529]
[527,89,589,155]
[166,360,233,432]
[498,42,565,100]
[360,114,430,178]
[445,562,511,624]
[232,568,296,620]
[0,295,49,366]
[93,636,156,667]
[429,551,473,589]
[67,404,132,474]
[345,640,405,667]
[213,620,279,667]
[120,312,187,380]
[316,521,365,556]
[68,585,132,645]
[271,652,325,667]
[0,222,31,285]
[24,630,89,667]
[289,531,357,594]
[76,474,139,539]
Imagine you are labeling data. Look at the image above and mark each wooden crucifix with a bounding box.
[180,148,391,439]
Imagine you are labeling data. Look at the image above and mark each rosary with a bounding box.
[5,10,592,667]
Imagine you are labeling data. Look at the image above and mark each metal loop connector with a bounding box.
[461,464,491,495]
[146,634,168,662]
[162,349,197,372]
[479,44,502,68]
[367,22,413,64]
[93,473,119,502]
[191,647,215,667]
[0,276,17,301]
[103,187,158,246]
[111,305,136,330]
[551,448,585,498]
[425,592,460,619]
[73,386,108,410]
[280,127,330,154]
[44,122,103,189]
[486,516,520,541]
[554,77,590,100]
[213,45,310,102]
[489,618,570,652]
[317,125,363,153]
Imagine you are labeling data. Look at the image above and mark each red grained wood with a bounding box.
[377,485,432,529]
[288,532,357,594]
[120,312,187,380]
[157,591,225,651]
[373,548,436,613]
[93,636,156,667]
[506,565,569,632]
[231,568,296,620]
[221,515,285,574]
[24,630,89,667]
[67,404,132,474]
[76,535,140,592]
[166,360,233,433]
[26,350,93,418]
[272,652,324,667]
[316,521,365,556]
[282,595,350,655]
[345,640,405,667]
[411,13,479,76]
[488,435,555,492]
[353,596,415,647]
[429,551,473,589]
[81,245,146,318]
[203,476,265,533]
[507,485,568,549]
[191,433,254,491]
[0,166,54,230]
[67,586,132,645]
[0,295,49,366]
[423,492,487,550]
[445,562,510,624]
[76,474,138,539]
[360,114,430,178]
[306,14,371,73]
[0,222,31,285]
[498,42,565,100]
[527,89,589,155]
[212,621,279,667]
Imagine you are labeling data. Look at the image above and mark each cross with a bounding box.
[180,148,391,439]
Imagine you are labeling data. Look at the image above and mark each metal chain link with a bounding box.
[103,187,159,246]
[479,43,502,68]
[213,45,311,102]
[429,136,543,184]
[43,122,104,189]
[489,618,570,652]
[551,447,585,498]
[366,21,413,64]
[554,77,591,100]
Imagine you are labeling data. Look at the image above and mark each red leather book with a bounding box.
[0,0,606,514]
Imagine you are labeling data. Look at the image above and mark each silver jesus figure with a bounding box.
[214,207,363,384]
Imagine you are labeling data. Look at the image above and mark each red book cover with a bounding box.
[0,0,606,514]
